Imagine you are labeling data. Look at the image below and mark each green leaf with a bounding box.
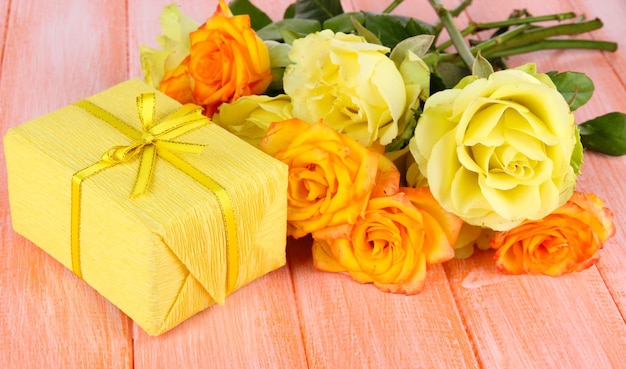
[404,18,435,36]
[362,13,411,50]
[386,110,419,152]
[280,28,302,45]
[429,73,447,95]
[389,35,434,65]
[323,12,364,33]
[472,51,493,78]
[229,0,273,30]
[578,112,626,156]
[547,71,594,111]
[257,19,321,41]
[294,0,344,23]
[433,62,471,89]
[284,3,296,19]
[571,125,584,175]
[352,16,382,45]
[265,40,292,68]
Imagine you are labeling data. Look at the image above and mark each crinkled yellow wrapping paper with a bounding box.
[3,79,288,335]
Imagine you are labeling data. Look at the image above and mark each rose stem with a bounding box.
[432,0,472,41]
[382,0,404,14]
[434,18,616,64]
[435,12,576,53]
[428,0,475,68]
[486,39,618,58]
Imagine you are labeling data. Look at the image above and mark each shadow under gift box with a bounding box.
[3,79,288,336]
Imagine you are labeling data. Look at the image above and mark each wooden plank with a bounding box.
[444,252,626,368]
[127,0,213,80]
[564,0,626,321]
[289,237,480,369]
[133,266,308,369]
[578,153,626,317]
[129,1,309,368]
[442,0,626,367]
[0,0,133,367]
[0,0,9,73]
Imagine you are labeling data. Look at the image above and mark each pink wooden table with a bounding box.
[1,0,625,368]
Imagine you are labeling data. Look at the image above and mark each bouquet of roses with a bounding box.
[140,0,622,294]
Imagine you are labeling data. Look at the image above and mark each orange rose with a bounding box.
[259,118,381,239]
[159,56,194,105]
[312,187,461,295]
[491,191,615,276]
[158,0,272,117]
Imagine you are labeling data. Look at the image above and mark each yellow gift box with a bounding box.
[3,79,288,336]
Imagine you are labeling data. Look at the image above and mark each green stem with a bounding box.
[436,12,578,52]
[473,12,576,30]
[432,36,617,65]
[436,26,476,52]
[428,0,475,68]
[470,25,530,54]
[490,18,605,50]
[383,0,404,14]
[433,0,472,37]
[450,0,472,17]
[484,39,618,58]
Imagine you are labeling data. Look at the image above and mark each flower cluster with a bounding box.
[141,0,619,294]
[258,118,462,294]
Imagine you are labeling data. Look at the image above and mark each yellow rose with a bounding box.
[283,29,406,147]
[410,64,580,231]
[212,94,293,147]
[312,187,460,295]
[259,119,380,239]
[491,191,615,276]
[140,4,200,89]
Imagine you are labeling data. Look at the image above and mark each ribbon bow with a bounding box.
[71,91,239,300]
[71,93,214,279]
[99,93,209,196]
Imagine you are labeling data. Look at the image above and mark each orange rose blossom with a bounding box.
[491,191,616,276]
[260,118,463,294]
[259,118,381,239]
[313,187,463,294]
[158,0,273,117]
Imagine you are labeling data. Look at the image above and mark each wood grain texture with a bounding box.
[0,0,9,73]
[133,265,307,369]
[1,0,626,368]
[288,237,479,369]
[564,0,626,322]
[0,0,132,368]
[443,0,626,367]
[445,251,626,368]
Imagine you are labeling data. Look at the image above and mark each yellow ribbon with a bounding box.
[71,93,239,297]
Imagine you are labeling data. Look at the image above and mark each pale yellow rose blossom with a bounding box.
[410,64,580,231]
[213,94,293,147]
[283,29,406,147]
[140,4,199,88]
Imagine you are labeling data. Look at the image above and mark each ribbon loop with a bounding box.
[92,92,211,196]
[137,92,156,131]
